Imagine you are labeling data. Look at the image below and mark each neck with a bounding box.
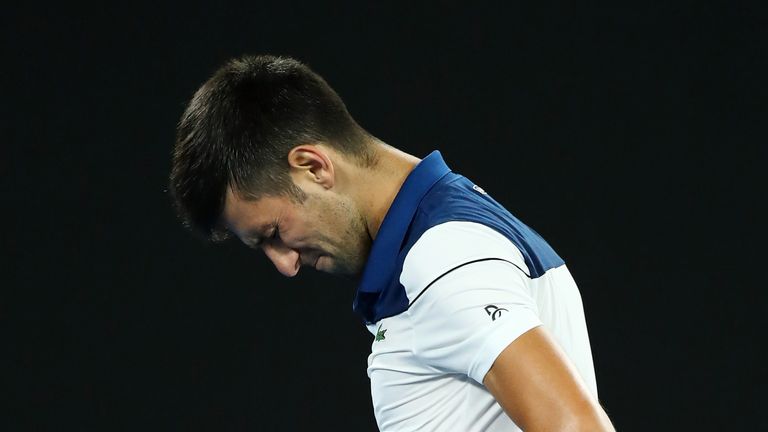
[354,141,421,240]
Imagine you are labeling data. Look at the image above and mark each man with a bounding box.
[170,55,614,431]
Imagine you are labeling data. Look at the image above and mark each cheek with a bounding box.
[286,219,324,247]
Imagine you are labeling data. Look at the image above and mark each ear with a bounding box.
[287,145,335,189]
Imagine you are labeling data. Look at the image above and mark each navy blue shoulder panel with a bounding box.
[357,172,564,324]
[408,173,565,278]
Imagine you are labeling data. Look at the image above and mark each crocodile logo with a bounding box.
[375,324,387,342]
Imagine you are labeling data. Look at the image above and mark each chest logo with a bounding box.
[375,324,387,342]
[484,304,508,321]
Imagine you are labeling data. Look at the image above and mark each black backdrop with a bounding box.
[5,2,766,431]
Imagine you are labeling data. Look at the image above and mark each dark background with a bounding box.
[4,2,765,431]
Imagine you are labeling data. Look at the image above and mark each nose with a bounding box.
[262,243,301,277]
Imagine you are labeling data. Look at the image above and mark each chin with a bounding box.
[323,257,363,278]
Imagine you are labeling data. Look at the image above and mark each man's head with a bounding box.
[170,55,376,276]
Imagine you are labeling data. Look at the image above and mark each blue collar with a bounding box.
[354,151,452,297]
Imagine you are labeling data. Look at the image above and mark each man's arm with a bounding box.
[483,326,615,432]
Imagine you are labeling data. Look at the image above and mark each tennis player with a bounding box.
[170,55,615,432]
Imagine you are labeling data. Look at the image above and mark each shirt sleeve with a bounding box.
[400,222,544,383]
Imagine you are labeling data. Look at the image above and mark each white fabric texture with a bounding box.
[366,221,597,431]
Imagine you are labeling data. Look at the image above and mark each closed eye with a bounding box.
[241,223,278,250]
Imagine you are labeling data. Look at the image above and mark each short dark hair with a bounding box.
[169,55,373,241]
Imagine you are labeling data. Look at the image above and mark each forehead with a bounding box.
[221,187,292,236]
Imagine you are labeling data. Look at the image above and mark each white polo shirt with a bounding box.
[365,222,596,431]
[352,151,598,431]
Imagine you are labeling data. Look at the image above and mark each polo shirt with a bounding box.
[353,151,597,431]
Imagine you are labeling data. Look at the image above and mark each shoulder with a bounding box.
[400,221,530,297]
[400,222,543,381]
